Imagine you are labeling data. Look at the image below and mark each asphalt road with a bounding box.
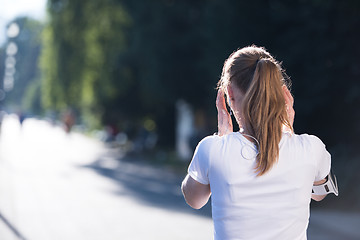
[0,115,359,240]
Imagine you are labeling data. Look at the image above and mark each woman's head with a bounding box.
[218,45,293,176]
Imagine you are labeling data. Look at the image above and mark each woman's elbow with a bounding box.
[181,184,202,209]
[312,194,327,201]
[185,198,205,209]
[181,179,209,209]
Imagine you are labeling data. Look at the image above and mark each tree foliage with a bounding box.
[39,0,360,147]
[41,0,131,127]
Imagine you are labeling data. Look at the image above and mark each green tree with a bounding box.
[41,0,131,128]
[40,0,360,149]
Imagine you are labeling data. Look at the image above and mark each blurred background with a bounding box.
[0,0,359,239]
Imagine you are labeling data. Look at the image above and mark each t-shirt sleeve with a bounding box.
[188,136,216,185]
[311,136,331,181]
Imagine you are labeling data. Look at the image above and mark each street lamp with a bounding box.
[2,22,20,93]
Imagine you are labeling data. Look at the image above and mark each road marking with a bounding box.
[0,211,27,240]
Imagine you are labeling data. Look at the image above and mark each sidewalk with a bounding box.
[0,115,359,240]
[308,209,360,240]
[0,116,212,240]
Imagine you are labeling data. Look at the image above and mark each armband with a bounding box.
[312,170,338,196]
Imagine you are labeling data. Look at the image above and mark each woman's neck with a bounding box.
[239,128,256,143]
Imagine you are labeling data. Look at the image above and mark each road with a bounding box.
[0,114,359,240]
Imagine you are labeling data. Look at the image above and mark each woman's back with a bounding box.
[182,46,334,240]
[189,132,330,240]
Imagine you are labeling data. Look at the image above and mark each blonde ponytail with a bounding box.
[243,58,291,175]
[218,46,293,176]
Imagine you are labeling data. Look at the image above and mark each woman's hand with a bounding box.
[216,89,233,136]
[282,85,295,129]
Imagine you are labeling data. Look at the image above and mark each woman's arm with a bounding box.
[181,174,211,209]
[311,178,327,201]
[282,85,295,133]
[216,89,233,136]
[181,91,223,210]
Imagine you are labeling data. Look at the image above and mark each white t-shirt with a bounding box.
[188,132,331,240]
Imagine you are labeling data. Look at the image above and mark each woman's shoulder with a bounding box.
[287,133,327,149]
[196,133,234,150]
[294,133,323,142]
[197,134,222,147]
[198,131,259,149]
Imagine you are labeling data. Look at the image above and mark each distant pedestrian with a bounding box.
[18,111,26,126]
[181,45,337,239]
[63,109,75,133]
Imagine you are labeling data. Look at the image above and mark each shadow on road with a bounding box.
[77,147,360,240]
[78,149,212,218]
[0,211,27,240]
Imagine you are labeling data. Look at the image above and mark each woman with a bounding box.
[181,46,333,239]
